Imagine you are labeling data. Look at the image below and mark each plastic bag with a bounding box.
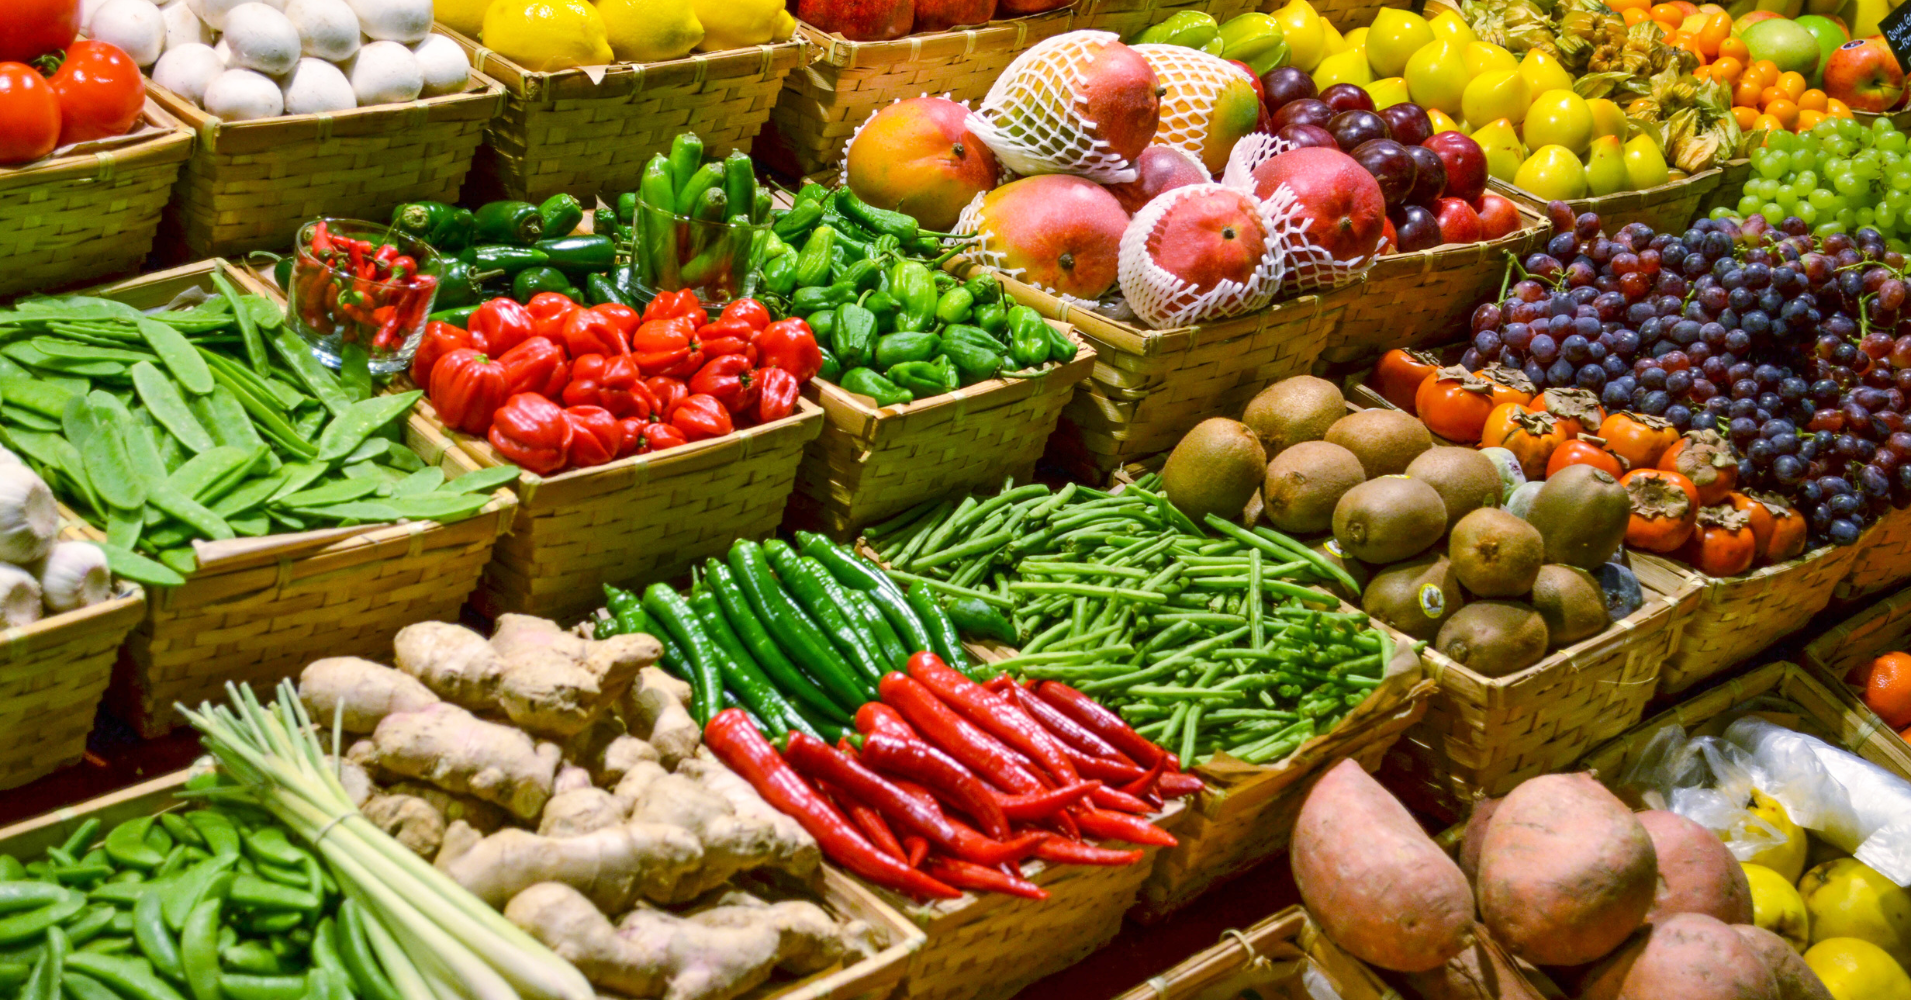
[1614,723,1791,864]
[1726,715,1911,884]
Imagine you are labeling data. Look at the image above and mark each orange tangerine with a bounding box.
[1775,71,1807,100]
[1796,108,1826,131]
[1712,55,1743,82]
[1734,79,1763,106]
[1752,113,1785,133]
[1798,88,1827,111]
[1622,6,1649,24]
[1718,35,1748,60]
[1733,105,1758,129]
[1765,98,1798,128]
[1827,97,1852,117]
[1759,85,1785,107]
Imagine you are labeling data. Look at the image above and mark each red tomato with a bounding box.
[48,41,143,145]
[0,0,79,64]
[0,63,61,165]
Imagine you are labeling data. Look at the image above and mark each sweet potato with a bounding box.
[1475,772,1657,966]
[1578,913,1778,1000]
[1291,759,1475,972]
[1637,810,1753,925]
[1732,925,1833,1000]
[1385,926,1545,1000]
[1459,796,1501,883]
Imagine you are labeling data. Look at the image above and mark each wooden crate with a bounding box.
[1802,584,1911,751]
[60,262,514,737]
[416,394,824,623]
[1111,906,1392,1000]
[1838,504,1911,602]
[1072,0,1256,39]
[1632,544,1859,697]
[786,324,1096,537]
[449,28,806,205]
[760,11,1078,178]
[1488,166,1723,238]
[0,577,144,791]
[151,74,501,260]
[0,100,191,298]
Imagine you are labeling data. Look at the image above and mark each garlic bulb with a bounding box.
[0,465,58,566]
[40,542,112,613]
[0,564,44,629]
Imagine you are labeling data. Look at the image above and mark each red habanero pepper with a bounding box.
[632,421,687,455]
[856,703,919,741]
[921,857,1047,901]
[994,782,1100,822]
[564,354,656,419]
[688,355,760,415]
[487,393,572,475]
[1036,681,1173,769]
[642,288,707,325]
[1032,839,1143,867]
[670,393,733,442]
[525,292,582,344]
[694,321,756,366]
[563,405,622,468]
[594,302,640,341]
[1070,806,1176,848]
[646,377,688,418]
[758,318,824,383]
[429,349,510,435]
[718,298,771,333]
[878,673,1047,795]
[903,837,928,868]
[410,321,471,388]
[755,367,800,424]
[496,337,568,397]
[1001,681,1134,764]
[908,653,1080,786]
[703,710,959,900]
[816,779,906,861]
[468,298,536,357]
[616,417,644,458]
[857,732,1011,840]
[630,316,703,379]
[562,305,630,358]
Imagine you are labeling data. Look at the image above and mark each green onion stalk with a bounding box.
[178,680,594,1000]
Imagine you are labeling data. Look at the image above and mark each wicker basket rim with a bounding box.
[1363,199,1547,271]
[146,68,504,151]
[793,6,1076,66]
[980,263,1349,353]
[0,99,191,195]
[440,24,805,100]
[1802,581,1911,675]
[0,580,143,661]
[1489,161,1724,209]
[1411,581,1682,691]
[1633,542,1853,589]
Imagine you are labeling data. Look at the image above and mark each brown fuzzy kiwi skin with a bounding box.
[1531,564,1609,649]
[1364,553,1463,640]
[1332,476,1448,564]
[1160,418,1267,523]
[1525,465,1630,570]
[1263,440,1366,534]
[1407,447,1504,534]
[1448,507,1546,597]
[1435,600,1550,678]
[1325,410,1434,478]
[1243,376,1346,457]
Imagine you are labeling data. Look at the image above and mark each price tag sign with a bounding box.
[1882,2,1911,84]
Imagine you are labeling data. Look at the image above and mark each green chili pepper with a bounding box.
[794,182,828,204]
[459,245,550,274]
[640,156,677,214]
[511,266,573,302]
[836,189,923,241]
[673,163,725,217]
[934,287,973,325]
[861,289,898,330]
[890,260,938,332]
[931,354,959,391]
[816,347,841,382]
[940,326,1004,384]
[763,255,800,296]
[792,227,836,289]
[585,272,631,308]
[666,133,703,192]
[471,201,543,246]
[833,303,879,370]
[615,191,639,225]
[885,360,948,398]
[835,257,883,293]
[962,272,999,304]
[943,595,1018,644]
[839,367,912,407]
[1007,305,1051,368]
[1045,322,1079,364]
[388,202,473,254]
[429,305,480,327]
[873,331,939,368]
[773,201,824,242]
[805,310,835,347]
[721,152,756,220]
[759,231,792,261]
[535,193,583,238]
[789,283,854,316]
[973,299,1008,337]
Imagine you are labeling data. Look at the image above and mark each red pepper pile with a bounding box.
[704,652,1201,901]
[294,222,440,354]
[412,290,822,475]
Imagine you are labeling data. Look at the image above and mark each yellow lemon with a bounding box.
[1587,97,1627,140]
[1272,0,1327,71]
[1367,7,1433,77]
[1514,144,1587,200]
[1366,76,1411,107]
[597,0,702,62]
[1523,89,1595,156]
[1427,107,1461,133]
[1623,134,1670,189]
[1465,40,1519,76]
[1518,48,1575,97]
[1404,39,1467,114]
[482,0,612,70]
[1743,862,1812,952]
[1312,47,1373,88]
[1474,117,1526,181]
[1429,8,1475,45]
[1585,133,1629,195]
[691,0,786,49]
[436,0,496,37]
[1805,938,1911,1000]
[1800,859,1911,963]
[1746,788,1809,884]
[1461,69,1531,126]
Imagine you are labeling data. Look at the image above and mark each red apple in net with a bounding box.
[1144,186,1269,295]
[975,174,1129,298]
[1423,130,1487,203]
[1104,145,1208,214]
[846,97,999,232]
[1475,191,1521,240]
[1250,146,1385,261]
[1433,197,1483,244]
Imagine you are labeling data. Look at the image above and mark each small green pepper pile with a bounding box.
[369,193,627,322]
[862,473,1411,767]
[761,184,1078,406]
[0,777,397,1000]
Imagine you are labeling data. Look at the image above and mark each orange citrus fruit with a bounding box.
[1865,653,1911,729]
[1776,71,1807,100]
[1712,55,1743,82]
[1735,79,1763,106]
[1765,98,1798,128]
[1798,88,1827,111]
[1733,105,1758,129]
[1796,108,1825,130]
[1718,35,1748,60]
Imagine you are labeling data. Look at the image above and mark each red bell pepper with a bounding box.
[630,316,702,379]
[429,349,509,435]
[719,298,771,333]
[688,355,760,415]
[564,354,656,419]
[525,292,581,345]
[496,337,568,398]
[646,377,687,419]
[921,857,1047,901]
[488,393,572,475]
[908,653,1081,787]
[467,298,535,357]
[856,732,1010,840]
[563,405,622,469]
[758,318,823,383]
[670,393,733,442]
[562,305,630,358]
[755,367,800,424]
[879,673,1047,795]
[641,288,707,325]
[616,417,644,458]
[410,321,471,388]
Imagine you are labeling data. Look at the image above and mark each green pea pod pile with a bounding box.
[860,474,1411,768]
[0,286,519,586]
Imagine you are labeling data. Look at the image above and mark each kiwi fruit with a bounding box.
[1531,564,1608,648]
[1332,475,1447,564]
[1435,600,1551,678]
[1243,376,1344,457]
[1524,464,1631,569]
[1448,507,1545,597]
[1406,447,1503,533]
[1160,418,1266,523]
[1325,409,1433,478]
[1263,440,1365,534]
[1363,553,1463,640]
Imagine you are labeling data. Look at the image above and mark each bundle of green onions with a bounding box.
[178,681,594,1000]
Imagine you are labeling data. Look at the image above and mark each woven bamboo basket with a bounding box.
[1073,0,1256,39]
[150,74,502,260]
[0,771,927,1000]
[759,11,1078,178]
[1111,907,1391,1000]
[1319,201,1550,366]
[1631,544,1859,698]
[447,29,806,205]
[997,272,1351,484]
[0,99,191,298]
[785,323,1096,538]
[413,392,823,623]
[1802,584,1911,753]
[64,262,515,737]
[1695,157,1753,219]
[1284,0,1411,30]
[0,576,144,792]
[1489,166,1723,237]
[1837,504,1911,602]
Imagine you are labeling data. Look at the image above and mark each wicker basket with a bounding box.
[65,262,515,737]
[0,578,144,792]
[758,11,1078,178]
[1802,584,1911,750]
[1318,202,1550,367]
[448,29,806,205]
[1632,545,1860,698]
[1073,0,1256,39]
[1290,0,1412,30]
[1694,157,1753,219]
[150,75,501,260]
[1001,273,1351,484]
[1110,907,1392,1000]
[0,100,191,298]
[1837,505,1911,602]
[785,322,1096,538]
[412,393,824,623]
[1489,166,1722,237]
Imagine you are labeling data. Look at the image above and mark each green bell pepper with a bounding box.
[793,227,836,289]
[472,201,544,246]
[390,201,474,253]
[1007,305,1052,368]
[817,347,842,382]
[1134,10,1219,49]
[1217,13,1289,77]
[1045,322,1079,364]
[886,360,948,399]
[806,310,836,348]
[537,193,584,238]
[840,367,912,407]
[513,266,574,301]
[891,260,938,333]
[833,303,880,370]
[874,332,939,368]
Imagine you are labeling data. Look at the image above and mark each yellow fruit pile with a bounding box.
[437,0,794,71]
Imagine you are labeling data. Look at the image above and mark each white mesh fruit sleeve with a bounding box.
[1117,182,1284,329]
[1131,44,1250,175]
[1224,132,1379,297]
[964,30,1144,184]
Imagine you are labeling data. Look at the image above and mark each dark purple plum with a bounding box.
[1259,66,1316,115]
[1328,109,1390,153]
[1276,123,1337,150]
[1404,144,1447,205]
[1320,83,1374,114]
[1378,102,1434,148]
[1272,98,1334,131]
[1390,203,1441,253]
[1352,137,1416,206]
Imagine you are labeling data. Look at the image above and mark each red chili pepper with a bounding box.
[468,298,536,357]
[1032,839,1143,867]
[1036,681,1171,769]
[817,779,905,862]
[1157,773,1205,798]
[908,653,1081,787]
[630,316,703,379]
[755,367,800,424]
[1070,806,1176,848]
[903,837,929,868]
[525,292,582,345]
[641,288,707,325]
[994,781,1099,822]
[310,221,334,256]
[1118,755,1168,801]
[563,405,622,468]
[497,337,568,398]
[562,305,630,358]
[487,393,572,475]
[703,710,959,900]
[856,703,919,741]
[1000,680,1134,765]
[429,349,510,435]
[758,317,824,383]
[646,377,687,418]
[410,321,471,389]
[921,857,1047,901]
[1061,746,1147,784]
[688,354,760,415]
[670,393,733,442]
[879,673,1047,795]
[857,732,1011,840]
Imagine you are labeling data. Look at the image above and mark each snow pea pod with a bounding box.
[132,883,182,980]
[131,363,215,454]
[68,397,143,512]
[0,376,73,419]
[208,272,267,377]
[64,952,188,1000]
[0,896,81,945]
[102,545,184,587]
[314,392,420,463]
[438,465,518,496]
[188,386,267,456]
[134,316,215,396]
[268,332,349,418]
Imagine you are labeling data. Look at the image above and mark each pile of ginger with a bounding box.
[296,613,877,1000]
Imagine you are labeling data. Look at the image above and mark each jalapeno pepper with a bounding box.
[512,266,574,302]
[674,163,725,217]
[536,193,584,238]
[427,258,495,308]
[536,235,617,275]
[460,245,550,275]
[389,201,474,253]
[839,367,911,407]
[816,348,842,382]
[471,201,544,246]
[666,133,703,192]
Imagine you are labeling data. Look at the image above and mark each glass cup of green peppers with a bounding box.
[286,219,440,375]
[630,201,769,308]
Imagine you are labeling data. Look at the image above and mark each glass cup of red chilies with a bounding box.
[287,218,440,375]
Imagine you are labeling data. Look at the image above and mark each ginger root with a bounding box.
[616,763,797,902]
[369,701,560,820]
[363,792,447,858]
[394,618,657,739]
[435,819,705,911]
[539,787,631,839]
[676,751,819,878]
[300,656,438,733]
[623,669,699,769]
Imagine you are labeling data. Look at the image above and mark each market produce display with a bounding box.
[435,0,795,70]
[616,134,777,307]
[0,458,114,625]
[1724,116,1911,243]
[375,194,628,316]
[0,26,145,166]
